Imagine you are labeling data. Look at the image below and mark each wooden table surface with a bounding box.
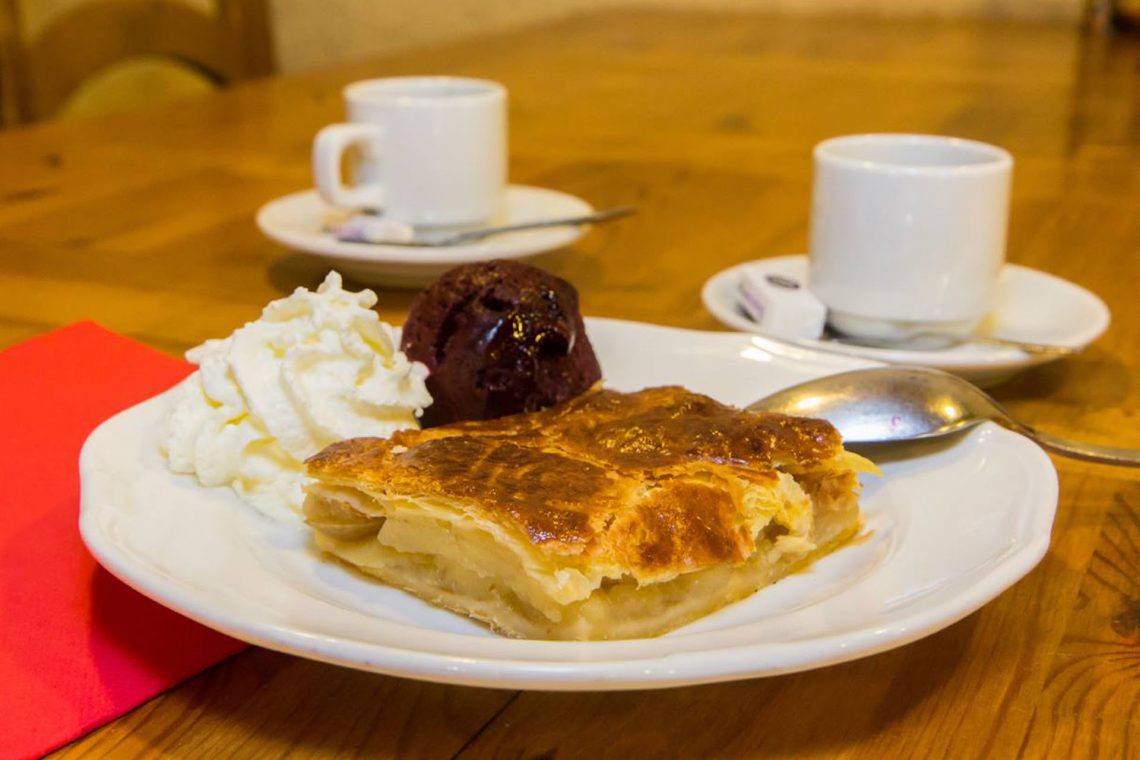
[2,9,1137,758]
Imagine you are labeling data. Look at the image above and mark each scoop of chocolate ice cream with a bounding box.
[400,260,602,426]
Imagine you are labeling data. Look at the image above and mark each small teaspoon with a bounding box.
[332,206,636,246]
[824,330,1077,357]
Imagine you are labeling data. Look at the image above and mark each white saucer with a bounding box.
[256,186,593,288]
[702,255,1110,386]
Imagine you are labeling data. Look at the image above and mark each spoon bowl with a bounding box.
[749,366,1140,467]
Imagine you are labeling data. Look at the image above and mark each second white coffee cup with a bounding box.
[312,76,507,227]
[808,133,1013,340]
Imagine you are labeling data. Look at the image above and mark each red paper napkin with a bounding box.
[0,322,247,760]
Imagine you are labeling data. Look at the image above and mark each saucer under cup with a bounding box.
[256,185,593,288]
[702,255,1110,386]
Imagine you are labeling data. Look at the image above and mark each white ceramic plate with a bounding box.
[703,255,1111,386]
[256,186,592,288]
[79,318,1058,691]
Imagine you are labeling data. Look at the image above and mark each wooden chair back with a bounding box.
[0,0,274,125]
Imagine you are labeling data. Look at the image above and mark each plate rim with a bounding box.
[78,317,1059,690]
[701,255,1111,370]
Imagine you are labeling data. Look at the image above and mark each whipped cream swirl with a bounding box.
[163,271,431,518]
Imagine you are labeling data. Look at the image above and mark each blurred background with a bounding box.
[4,0,1136,127]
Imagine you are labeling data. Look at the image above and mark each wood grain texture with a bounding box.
[0,8,1131,758]
[1019,482,1140,759]
[48,649,516,759]
[0,0,19,126]
[267,1,1083,76]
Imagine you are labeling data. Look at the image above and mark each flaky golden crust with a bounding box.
[306,386,846,580]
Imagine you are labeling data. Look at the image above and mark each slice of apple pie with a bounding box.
[303,386,875,640]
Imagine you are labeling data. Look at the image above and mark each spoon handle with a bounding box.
[446,206,637,244]
[1010,423,1140,467]
[970,336,1077,357]
[827,332,1076,356]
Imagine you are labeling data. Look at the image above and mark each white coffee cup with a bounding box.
[808,133,1012,340]
[312,76,507,227]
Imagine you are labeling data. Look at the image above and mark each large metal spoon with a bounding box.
[748,366,1140,467]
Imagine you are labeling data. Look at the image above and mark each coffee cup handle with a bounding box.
[312,123,383,210]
